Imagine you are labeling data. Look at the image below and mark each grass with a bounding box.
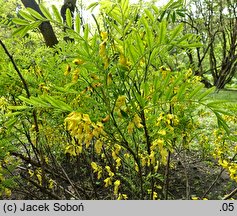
[208,89,237,101]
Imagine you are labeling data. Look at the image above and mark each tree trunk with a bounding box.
[60,0,77,23]
[21,0,58,47]
[60,0,77,42]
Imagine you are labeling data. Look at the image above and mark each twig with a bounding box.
[20,173,61,200]
[0,39,40,150]
[223,188,237,200]
[0,40,30,98]
[202,153,237,199]
[57,162,82,199]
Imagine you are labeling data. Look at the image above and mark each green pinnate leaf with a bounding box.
[52,5,62,23]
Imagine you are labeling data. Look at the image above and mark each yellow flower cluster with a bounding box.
[73,58,84,65]
[114,180,121,195]
[5,188,12,197]
[48,179,55,189]
[64,64,71,76]
[213,129,237,183]
[159,66,171,79]
[133,114,143,128]
[127,121,134,134]
[117,193,128,200]
[147,189,158,200]
[91,162,103,179]
[65,141,83,156]
[219,159,237,182]
[115,95,126,108]
[115,95,129,118]
[156,113,179,131]
[36,168,42,186]
[150,139,168,166]
[64,112,106,156]
[112,144,122,169]
[103,166,115,187]
[119,54,131,70]
[99,32,109,69]
[185,69,201,84]
[72,69,80,83]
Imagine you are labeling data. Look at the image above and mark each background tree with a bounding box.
[184,0,237,89]
[60,0,77,23]
[20,0,58,47]
[19,0,78,45]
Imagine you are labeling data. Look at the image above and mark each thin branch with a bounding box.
[223,188,237,200]
[0,40,30,98]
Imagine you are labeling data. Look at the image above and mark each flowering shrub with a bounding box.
[0,0,236,199]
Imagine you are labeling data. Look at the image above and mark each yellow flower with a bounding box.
[149,151,156,166]
[36,173,42,186]
[167,114,173,120]
[64,64,71,75]
[185,68,192,79]
[85,133,93,148]
[91,162,102,179]
[91,162,98,172]
[95,140,103,154]
[112,151,118,160]
[117,193,128,200]
[152,192,158,200]
[105,166,114,177]
[127,121,135,134]
[114,144,121,154]
[101,32,108,41]
[82,114,91,124]
[141,155,147,167]
[219,159,228,168]
[114,180,121,195]
[28,169,34,177]
[103,57,109,69]
[161,149,168,165]
[124,153,130,159]
[99,41,106,57]
[135,163,139,172]
[90,73,99,80]
[45,156,49,164]
[229,165,237,176]
[116,158,121,168]
[104,177,112,187]
[65,144,76,156]
[154,161,159,172]
[48,179,54,189]
[119,54,127,66]
[159,66,170,72]
[72,69,80,83]
[151,139,164,151]
[158,130,166,136]
[133,114,143,128]
[102,115,110,123]
[116,95,126,108]
[4,188,11,197]
[73,58,84,65]
[97,170,102,179]
[234,145,237,153]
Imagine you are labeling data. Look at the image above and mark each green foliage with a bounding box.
[0,0,236,200]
